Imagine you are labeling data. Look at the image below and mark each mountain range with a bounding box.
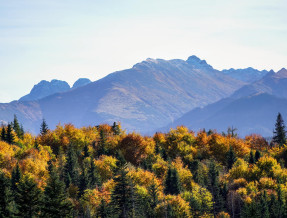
[0,56,285,136]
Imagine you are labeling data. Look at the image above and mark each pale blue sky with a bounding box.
[0,0,286,102]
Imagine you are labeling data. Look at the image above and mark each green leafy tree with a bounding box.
[15,175,42,218]
[273,113,286,147]
[41,165,73,218]
[164,165,181,195]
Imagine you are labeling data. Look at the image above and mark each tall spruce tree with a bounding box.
[111,166,137,218]
[208,160,223,216]
[273,113,286,146]
[15,176,42,218]
[11,163,22,193]
[1,127,6,142]
[41,165,73,218]
[13,114,23,139]
[249,151,255,164]
[63,145,80,187]
[164,165,181,195]
[0,172,14,217]
[6,124,14,145]
[88,159,100,189]
[40,119,49,136]
[260,191,270,218]
[226,146,236,169]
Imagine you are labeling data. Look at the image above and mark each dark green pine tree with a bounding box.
[241,200,260,218]
[146,180,160,217]
[97,199,110,218]
[6,124,14,145]
[97,130,108,156]
[276,185,286,218]
[15,176,42,218]
[1,127,6,142]
[269,193,280,218]
[164,165,181,195]
[208,160,223,216]
[13,114,23,139]
[260,191,270,218]
[83,144,89,158]
[0,172,14,217]
[63,145,80,187]
[88,158,100,189]
[255,150,261,162]
[249,151,255,164]
[40,119,49,136]
[41,165,73,218]
[226,146,237,169]
[111,166,137,218]
[273,113,286,147]
[78,168,89,198]
[11,163,22,193]
[112,122,121,135]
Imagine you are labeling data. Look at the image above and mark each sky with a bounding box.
[0,0,286,102]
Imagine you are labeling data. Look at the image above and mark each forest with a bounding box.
[0,113,286,218]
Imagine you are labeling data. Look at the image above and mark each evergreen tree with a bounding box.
[111,166,137,218]
[41,165,73,218]
[273,113,286,147]
[208,160,223,216]
[112,122,121,135]
[255,150,261,162]
[11,163,22,193]
[78,168,89,198]
[260,191,270,218]
[88,158,100,189]
[241,200,260,218]
[1,127,6,142]
[83,144,89,158]
[15,176,42,218]
[164,165,181,195]
[97,199,110,218]
[226,146,236,169]
[6,123,14,145]
[63,145,80,187]
[40,119,49,136]
[146,180,160,217]
[0,172,14,217]
[249,151,255,164]
[13,114,23,139]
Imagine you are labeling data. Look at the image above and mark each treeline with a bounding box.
[0,113,286,217]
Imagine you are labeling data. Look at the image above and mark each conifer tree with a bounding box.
[226,146,236,169]
[208,160,223,216]
[146,180,160,217]
[83,144,89,158]
[13,114,23,139]
[111,166,137,218]
[78,168,89,198]
[273,113,286,147]
[260,191,270,218]
[40,119,49,136]
[0,172,14,217]
[6,123,14,145]
[97,199,110,218]
[249,151,255,164]
[41,165,73,218]
[255,150,261,162]
[88,158,100,189]
[1,127,6,142]
[11,163,22,193]
[63,145,80,187]
[241,200,260,218]
[164,165,181,195]
[112,122,121,135]
[15,175,42,218]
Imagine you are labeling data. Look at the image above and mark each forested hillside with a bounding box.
[0,115,286,217]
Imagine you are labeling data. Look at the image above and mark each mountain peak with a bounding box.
[186,55,213,69]
[72,78,91,89]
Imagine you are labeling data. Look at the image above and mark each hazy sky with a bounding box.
[1,0,286,102]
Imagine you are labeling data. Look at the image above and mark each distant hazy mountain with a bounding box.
[163,93,287,136]
[0,56,246,133]
[164,68,287,136]
[19,79,70,102]
[72,78,91,89]
[222,67,268,83]
[232,68,287,99]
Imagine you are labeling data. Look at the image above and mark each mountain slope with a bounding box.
[0,56,246,133]
[164,93,287,136]
[222,67,268,83]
